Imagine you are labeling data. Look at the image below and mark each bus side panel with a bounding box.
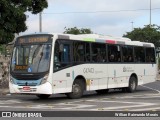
[134,64,157,85]
[52,63,157,94]
[52,68,72,94]
[107,64,119,89]
[52,64,108,94]
[107,64,135,89]
[82,64,108,90]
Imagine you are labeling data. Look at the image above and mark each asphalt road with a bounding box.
[0,81,160,119]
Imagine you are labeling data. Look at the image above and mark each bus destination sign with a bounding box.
[17,36,50,44]
[15,65,28,70]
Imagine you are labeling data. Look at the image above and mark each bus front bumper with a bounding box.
[9,82,52,95]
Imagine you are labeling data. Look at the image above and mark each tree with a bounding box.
[0,0,48,44]
[64,27,93,35]
[123,24,160,48]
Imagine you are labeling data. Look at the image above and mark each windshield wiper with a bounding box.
[36,45,44,72]
[37,52,43,72]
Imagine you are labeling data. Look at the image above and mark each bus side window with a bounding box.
[134,47,145,63]
[74,42,90,62]
[85,43,90,62]
[73,41,87,62]
[54,40,71,71]
[91,43,106,62]
[63,45,70,63]
[108,45,121,62]
[122,45,133,62]
[109,54,115,62]
[54,41,61,71]
[146,47,155,63]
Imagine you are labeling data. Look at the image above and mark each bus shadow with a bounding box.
[22,86,156,103]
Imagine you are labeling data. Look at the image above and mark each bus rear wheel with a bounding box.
[36,94,50,99]
[66,80,84,99]
[127,76,137,93]
[96,89,109,94]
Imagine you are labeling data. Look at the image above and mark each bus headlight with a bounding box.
[10,76,15,84]
[40,74,48,85]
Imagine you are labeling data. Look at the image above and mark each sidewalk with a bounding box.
[157,73,160,81]
[0,88,9,95]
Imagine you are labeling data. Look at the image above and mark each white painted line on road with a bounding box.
[88,100,155,111]
[91,103,154,111]
[61,104,95,110]
[55,99,90,105]
[0,106,11,108]
[0,100,157,111]
[140,85,160,93]
[87,99,155,105]
[0,100,21,104]
[131,107,160,111]
[92,93,160,100]
[0,91,160,111]
[129,95,160,99]
[55,102,96,110]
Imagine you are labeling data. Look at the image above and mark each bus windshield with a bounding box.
[11,44,52,73]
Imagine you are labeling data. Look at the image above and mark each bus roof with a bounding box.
[53,33,155,47]
[18,33,155,47]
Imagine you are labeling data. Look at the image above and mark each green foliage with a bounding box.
[64,27,93,35]
[0,45,5,54]
[123,24,160,48]
[0,0,48,44]
[158,58,160,69]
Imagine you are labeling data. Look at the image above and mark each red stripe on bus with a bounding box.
[106,40,116,44]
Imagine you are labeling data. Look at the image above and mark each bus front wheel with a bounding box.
[36,94,50,99]
[127,76,137,93]
[66,80,84,99]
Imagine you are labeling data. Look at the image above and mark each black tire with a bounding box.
[36,94,50,99]
[127,76,137,93]
[96,89,109,94]
[66,80,84,99]
[122,87,127,92]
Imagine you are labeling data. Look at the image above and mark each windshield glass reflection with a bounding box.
[11,44,51,73]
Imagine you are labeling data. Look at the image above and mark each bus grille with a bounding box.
[17,82,38,86]
[18,88,37,92]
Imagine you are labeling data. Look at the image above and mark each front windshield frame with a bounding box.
[11,43,52,74]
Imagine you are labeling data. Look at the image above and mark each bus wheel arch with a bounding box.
[66,75,86,99]
[74,75,86,90]
[127,73,138,93]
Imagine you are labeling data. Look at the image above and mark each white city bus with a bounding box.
[9,33,157,99]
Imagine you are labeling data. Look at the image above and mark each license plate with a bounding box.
[23,86,31,91]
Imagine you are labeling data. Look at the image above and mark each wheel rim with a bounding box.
[131,80,136,90]
[73,84,81,95]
